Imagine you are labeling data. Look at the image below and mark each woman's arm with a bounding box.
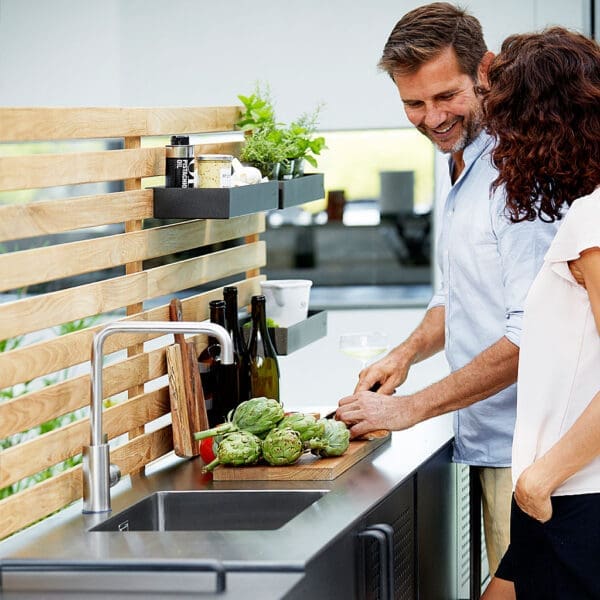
[515,247,600,521]
[515,390,600,521]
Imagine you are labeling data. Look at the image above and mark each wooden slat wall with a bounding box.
[0,106,267,539]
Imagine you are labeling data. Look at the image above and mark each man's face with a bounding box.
[393,46,483,155]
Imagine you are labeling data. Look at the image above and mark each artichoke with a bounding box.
[262,427,304,466]
[203,430,262,472]
[276,412,325,442]
[194,396,284,441]
[307,419,350,457]
[228,397,285,436]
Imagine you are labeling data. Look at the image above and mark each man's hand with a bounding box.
[354,305,446,395]
[354,349,411,395]
[514,462,553,523]
[336,391,418,439]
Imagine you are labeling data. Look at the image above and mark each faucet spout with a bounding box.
[83,320,233,513]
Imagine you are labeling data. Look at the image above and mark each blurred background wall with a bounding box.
[0,0,594,129]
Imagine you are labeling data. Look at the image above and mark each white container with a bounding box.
[260,279,313,327]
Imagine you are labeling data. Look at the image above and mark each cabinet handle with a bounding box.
[359,523,394,599]
[0,559,227,593]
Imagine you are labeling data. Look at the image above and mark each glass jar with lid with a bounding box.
[195,154,233,188]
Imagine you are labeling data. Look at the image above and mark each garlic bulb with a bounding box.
[231,158,266,186]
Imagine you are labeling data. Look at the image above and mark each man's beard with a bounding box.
[448,109,483,154]
[421,103,484,154]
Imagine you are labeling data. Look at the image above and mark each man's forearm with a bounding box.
[392,305,446,366]
[407,335,519,422]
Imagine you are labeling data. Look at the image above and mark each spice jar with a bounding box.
[195,154,233,188]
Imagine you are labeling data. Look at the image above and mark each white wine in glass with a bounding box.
[339,332,388,370]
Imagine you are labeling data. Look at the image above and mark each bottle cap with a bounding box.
[170,135,190,145]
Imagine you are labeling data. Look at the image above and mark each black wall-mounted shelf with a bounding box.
[151,173,324,219]
[278,174,324,209]
[243,310,327,355]
[152,181,279,219]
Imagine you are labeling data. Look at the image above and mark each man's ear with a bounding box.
[478,51,495,89]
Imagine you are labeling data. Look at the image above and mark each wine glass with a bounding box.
[339,331,389,371]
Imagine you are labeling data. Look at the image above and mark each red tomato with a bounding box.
[199,437,216,464]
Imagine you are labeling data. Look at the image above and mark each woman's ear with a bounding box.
[478,51,495,89]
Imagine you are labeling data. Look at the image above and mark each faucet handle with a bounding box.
[109,463,121,488]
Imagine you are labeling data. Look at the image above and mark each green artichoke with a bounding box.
[194,396,284,441]
[307,419,350,457]
[203,430,262,472]
[228,397,285,436]
[275,412,325,442]
[261,427,304,466]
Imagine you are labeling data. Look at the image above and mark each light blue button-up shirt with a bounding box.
[428,131,558,466]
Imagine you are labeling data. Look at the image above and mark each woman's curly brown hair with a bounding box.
[484,27,600,222]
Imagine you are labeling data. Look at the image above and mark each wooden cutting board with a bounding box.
[212,432,391,481]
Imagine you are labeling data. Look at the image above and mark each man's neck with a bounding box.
[451,150,465,183]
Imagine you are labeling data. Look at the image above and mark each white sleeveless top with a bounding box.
[512,187,600,495]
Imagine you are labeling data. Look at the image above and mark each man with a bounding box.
[335,3,558,575]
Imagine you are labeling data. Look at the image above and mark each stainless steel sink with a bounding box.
[90,490,328,532]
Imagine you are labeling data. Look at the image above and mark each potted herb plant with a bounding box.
[236,84,326,180]
[281,110,327,178]
[239,127,286,180]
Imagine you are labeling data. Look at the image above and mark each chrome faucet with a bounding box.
[82,320,233,513]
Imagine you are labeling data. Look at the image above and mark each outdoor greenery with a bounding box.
[0,315,99,500]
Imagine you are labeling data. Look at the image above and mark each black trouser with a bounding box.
[497,493,600,599]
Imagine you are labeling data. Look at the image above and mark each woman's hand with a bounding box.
[514,462,553,522]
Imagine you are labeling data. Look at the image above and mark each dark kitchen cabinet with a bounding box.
[286,525,359,599]
[285,441,455,600]
[360,476,416,599]
[416,442,455,599]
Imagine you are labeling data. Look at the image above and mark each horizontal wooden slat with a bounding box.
[0,277,266,437]
[0,387,170,488]
[0,344,169,439]
[0,426,173,540]
[0,190,153,243]
[0,213,264,292]
[0,468,81,542]
[0,147,164,192]
[0,276,264,390]
[0,241,266,339]
[0,107,241,142]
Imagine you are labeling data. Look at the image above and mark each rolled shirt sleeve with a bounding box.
[493,194,560,347]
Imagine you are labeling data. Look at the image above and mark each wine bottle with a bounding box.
[198,300,236,426]
[223,286,252,405]
[248,295,280,402]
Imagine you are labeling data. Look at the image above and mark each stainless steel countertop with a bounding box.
[0,415,453,574]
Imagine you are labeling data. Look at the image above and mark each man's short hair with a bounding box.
[379,2,487,80]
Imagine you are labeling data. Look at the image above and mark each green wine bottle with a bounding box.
[248,295,280,402]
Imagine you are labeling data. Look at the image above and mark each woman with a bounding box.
[481,28,600,599]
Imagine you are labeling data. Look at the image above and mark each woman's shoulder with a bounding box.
[545,186,600,262]
[567,186,600,219]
